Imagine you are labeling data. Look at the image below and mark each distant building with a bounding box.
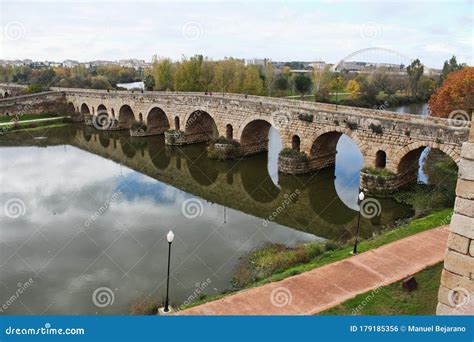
[46,61,62,67]
[118,59,147,69]
[309,61,327,70]
[63,59,80,68]
[244,58,267,67]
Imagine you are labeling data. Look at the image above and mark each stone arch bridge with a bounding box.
[1,86,471,191]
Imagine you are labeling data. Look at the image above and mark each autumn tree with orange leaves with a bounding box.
[428,66,473,118]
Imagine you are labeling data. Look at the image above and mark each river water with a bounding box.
[0,123,417,315]
[0,102,432,315]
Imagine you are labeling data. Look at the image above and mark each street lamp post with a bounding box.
[164,230,174,312]
[353,191,365,255]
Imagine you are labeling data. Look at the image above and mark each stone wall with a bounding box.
[437,124,474,315]
[0,91,65,116]
[0,83,27,98]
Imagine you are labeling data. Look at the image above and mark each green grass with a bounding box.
[180,208,452,310]
[13,123,68,132]
[319,262,443,315]
[0,113,60,123]
[1,121,67,134]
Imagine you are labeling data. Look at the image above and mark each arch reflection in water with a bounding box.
[3,126,412,242]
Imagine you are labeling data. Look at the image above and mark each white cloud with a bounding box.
[0,1,471,67]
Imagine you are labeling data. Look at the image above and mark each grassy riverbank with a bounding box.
[0,118,67,134]
[0,113,60,123]
[181,208,452,310]
[320,262,443,315]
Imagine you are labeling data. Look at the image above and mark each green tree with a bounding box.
[311,66,333,101]
[346,79,361,99]
[264,61,275,95]
[294,74,312,97]
[149,56,174,90]
[242,65,264,95]
[213,59,240,95]
[274,74,289,91]
[174,55,203,91]
[200,59,215,92]
[441,55,464,84]
[144,74,155,91]
[406,59,424,96]
[91,76,113,89]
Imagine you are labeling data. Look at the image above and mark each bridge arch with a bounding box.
[184,109,218,144]
[375,150,387,168]
[226,124,233,140]
[146,107,170,135]
[97,104,108,116]
[393,142,459,181]
[306,127,364,171]
[118,104,135,129]
[174,116,180,131]
[292,135,301,151]
[393,141,460,171]
[65,102,76,114]
[238,115,278,156]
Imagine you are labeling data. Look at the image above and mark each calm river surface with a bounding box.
[0,124,416,315]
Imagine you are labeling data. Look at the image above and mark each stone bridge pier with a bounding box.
[1,86,470,193]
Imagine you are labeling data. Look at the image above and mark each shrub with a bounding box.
[346,121,358,130]
[232,241,330,289]
[369,123,383,135]
[324,240,343,251]
[207,136,240,160]
[211,136,240,147]
[279,148,308,162]
[298,112,314,123]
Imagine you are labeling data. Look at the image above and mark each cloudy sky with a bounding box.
[0,0,472,68]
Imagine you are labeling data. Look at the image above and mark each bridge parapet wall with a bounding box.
[0,91,65,116]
